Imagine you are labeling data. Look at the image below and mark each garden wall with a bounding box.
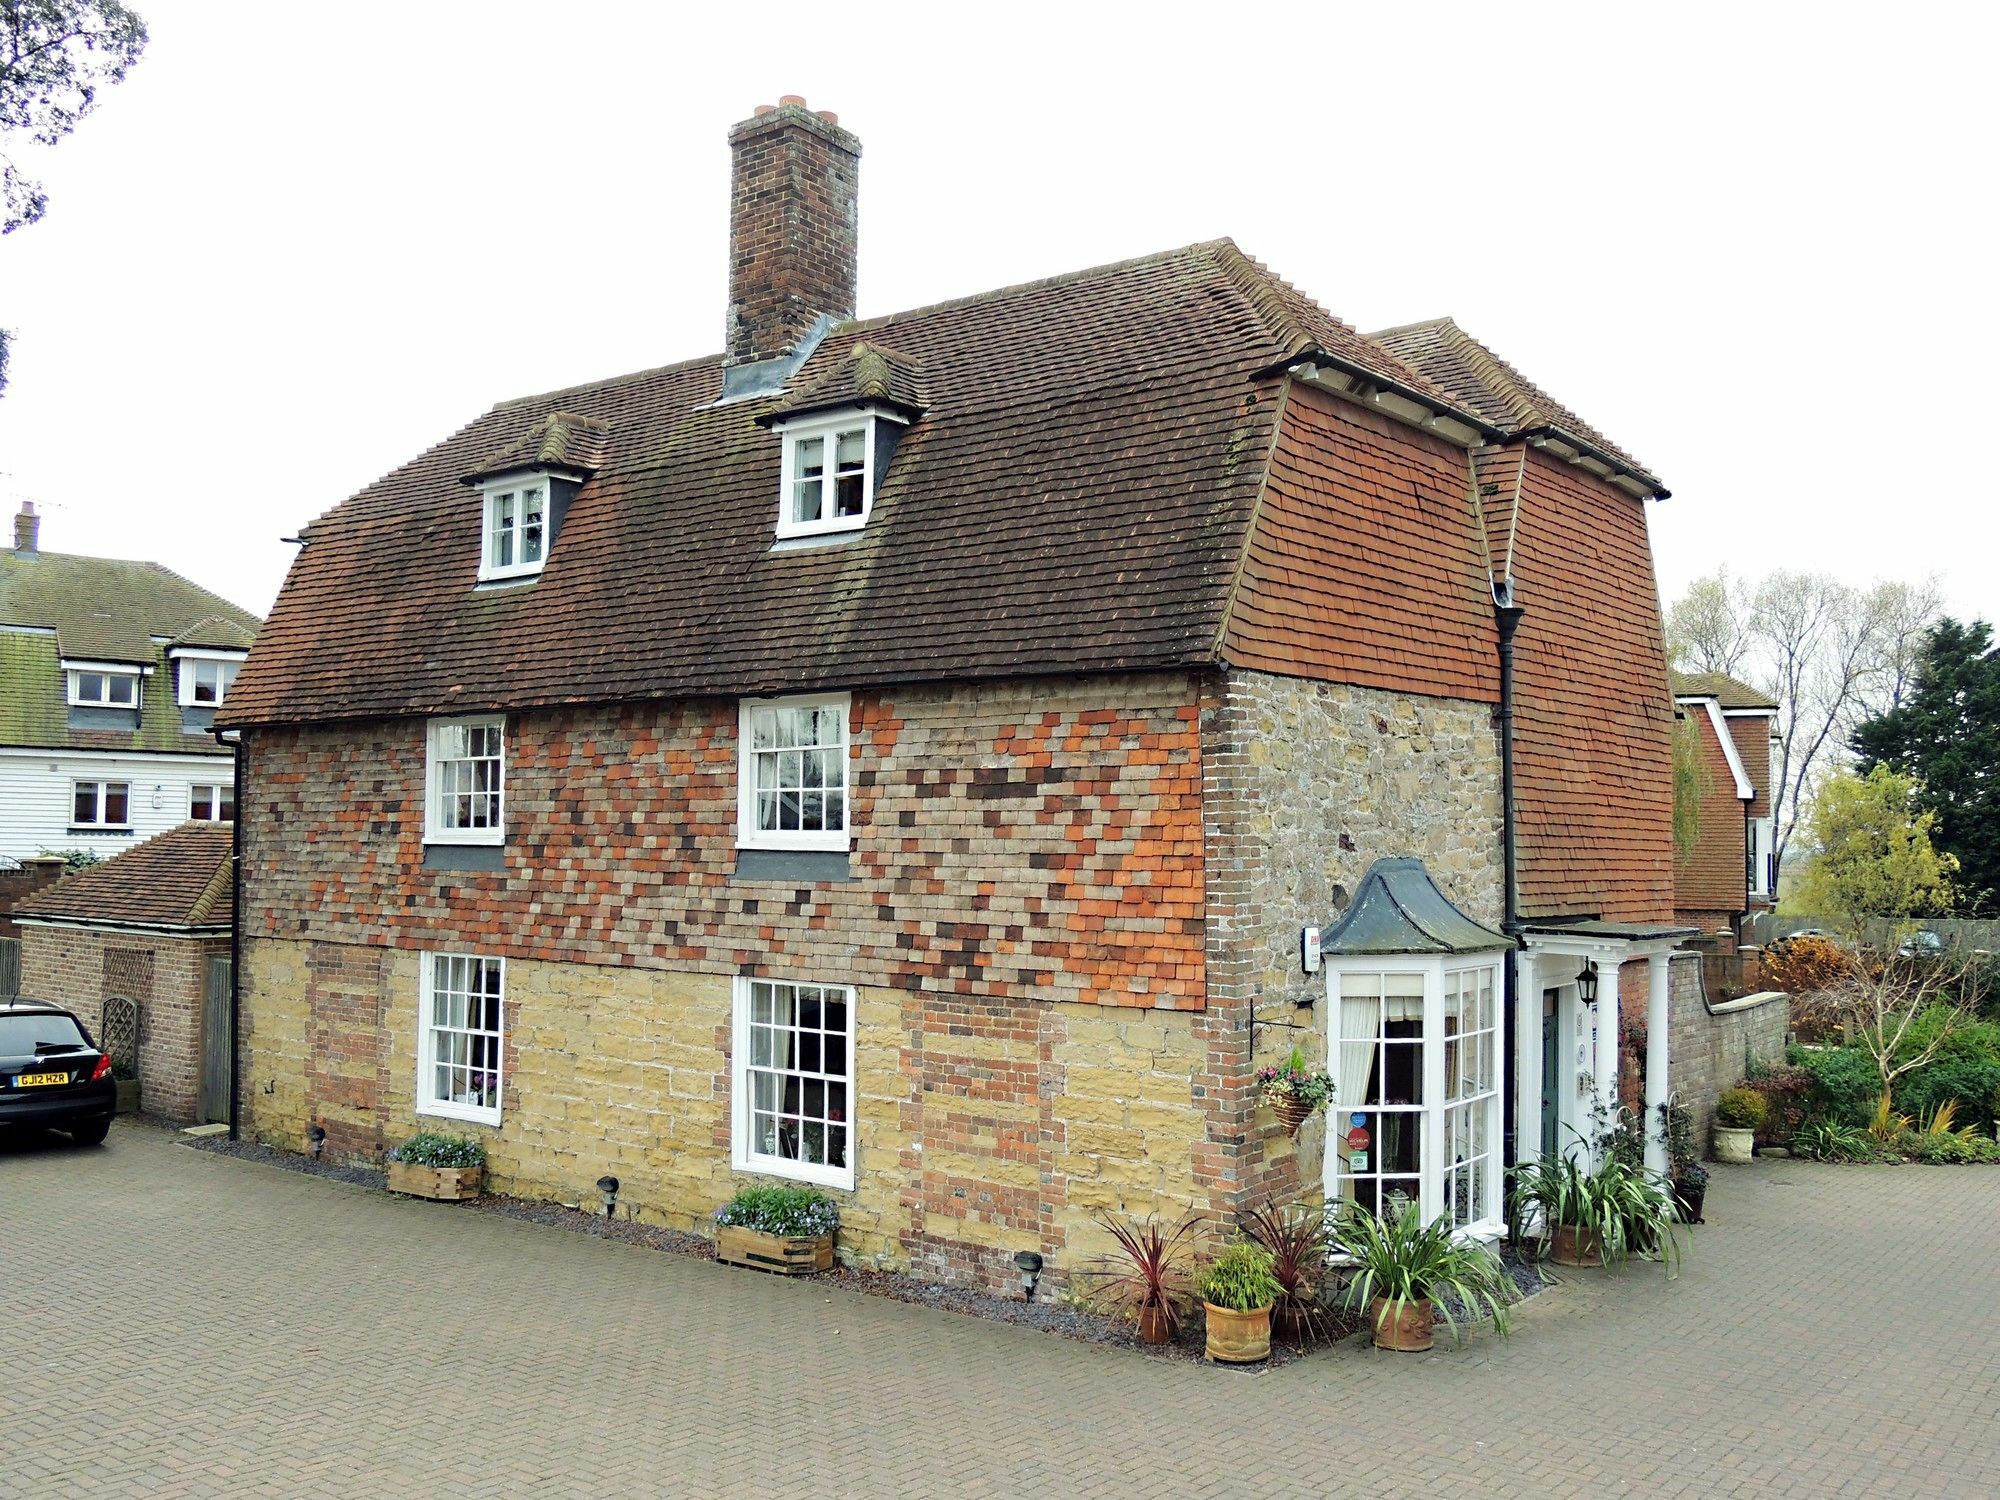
[1668,959,1789,1145]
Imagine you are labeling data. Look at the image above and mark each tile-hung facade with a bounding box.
[1670,670,1782,943]
[220,100,1693,1285]
[0,503,260,863]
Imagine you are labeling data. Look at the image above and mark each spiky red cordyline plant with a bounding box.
[1239,1198,1334,1341]
[1078,1212,1203,1338]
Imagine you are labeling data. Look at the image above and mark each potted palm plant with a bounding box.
[1239,1199,1333,1341]
[1256,1046,1335,1135]
[1510,1150,1682,1274]
[1198,1241,1281,1363]
[386,1131,486,1201]
[1078,1212,1200,1345]
[1332,1198,1516,1352]
[712,1185,839,1274]
[1713,1086,1766,1163]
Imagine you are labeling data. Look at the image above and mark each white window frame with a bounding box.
[66,662,142,708]
[773,409,903,540]
[416,953,505,1126]
[1325,951,1509,1242]
[424,715,506,846]
[189,782,236,821]
[70,779,133,829]
[476,473,552,583]
[172,649,247,707]
[1748,813,1776,897]
[736,693,852,852]
[731,975,857,1190]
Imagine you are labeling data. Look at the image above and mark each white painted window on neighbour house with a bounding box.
[731,976,855,1190]
[425,716,505,844]
[737,695,850,850]
[478,478,548,582]
[71,780,132,828]
[190,783,235,821]
[775,416,876,539]
[68,667,139,708]
[1331,959,1505,1236]
[417,953,504,1125]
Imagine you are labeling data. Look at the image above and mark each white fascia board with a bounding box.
[1719,707,1778,718]
[1694,697,1755,800]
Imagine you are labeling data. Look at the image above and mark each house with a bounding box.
[1670,670,1781,945]
[0,502,260,863]
[219,100,1713,1284]
[13,821,236,1125]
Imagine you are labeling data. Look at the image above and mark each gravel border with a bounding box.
[182,1131,1539,1364]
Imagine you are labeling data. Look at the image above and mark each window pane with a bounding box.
[78,672,102,701]
[103,784,129,824]
[108,674,135,705]
[219,784,237,821]
[192,787,214,820]
[73,784,96,823]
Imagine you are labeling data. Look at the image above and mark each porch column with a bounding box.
[1513,947,1541,1167]
[1645,951,1673,1175]
[1595,959,1619,1148]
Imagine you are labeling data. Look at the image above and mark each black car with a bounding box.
[0,1000,117,1145]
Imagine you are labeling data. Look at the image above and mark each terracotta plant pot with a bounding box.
[1550,1224,1601,1267]
[1369,1295,1435,1352]
[1203,1302,1273,1363]
[1272,1095,1316,1135]
[1713,1125,1755,1164]
[1137,1299,1173,1346]
[386,1160,484,1202]
[714,1224,835,1275]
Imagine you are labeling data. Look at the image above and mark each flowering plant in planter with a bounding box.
[713,1185,840,1274]
[386,1132,487,1201]
[1256,1046,1334,1133]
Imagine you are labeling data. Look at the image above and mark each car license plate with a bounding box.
[13,1072,69,1087]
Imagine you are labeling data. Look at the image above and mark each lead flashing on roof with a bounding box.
[714,313,837,405]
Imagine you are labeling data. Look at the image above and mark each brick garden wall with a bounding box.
[17,922,221,1123]
[0,856,67,941]
[1668,962,1789,1147]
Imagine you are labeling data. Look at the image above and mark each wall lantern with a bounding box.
[1577,960,1600,1009]
[307,1123,326,1159]
[596,1174,621,1218]
[1013,1250,1044,1302]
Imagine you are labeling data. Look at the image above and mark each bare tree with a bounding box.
[1665,569,1752,675]
[1860,577,1947,717]
[1791,951,1978,1108]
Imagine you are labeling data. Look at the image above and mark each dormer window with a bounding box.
[172,650,246,707]
[776,415,876,539]
[67,664,140,708]
[478,476,549,582]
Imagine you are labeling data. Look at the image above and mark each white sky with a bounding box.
[3,2,1995,626]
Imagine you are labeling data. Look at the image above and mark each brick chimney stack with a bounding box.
[725,97,860,367]
[12,500,37,552]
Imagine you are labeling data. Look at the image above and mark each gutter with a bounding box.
[212,725,243,1142]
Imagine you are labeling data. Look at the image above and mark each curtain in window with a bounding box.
[1337,977,1380,1114]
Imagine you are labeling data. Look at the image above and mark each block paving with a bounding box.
[5,1122,1997,1498]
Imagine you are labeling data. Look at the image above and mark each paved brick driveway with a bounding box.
[4,1122,1997,1498]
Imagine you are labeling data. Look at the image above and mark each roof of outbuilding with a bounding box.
[220,239,1480,729]
[13,822,234,930]
[1368,318,1665,496]
[1319,858,1512,956]
[1669,670,1778,711]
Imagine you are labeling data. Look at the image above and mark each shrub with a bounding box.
[1238,1200,1333,1338]
[1331,1199,1515,1345]
[1510,1151,1682,1275]
[1792,1120,1877,1162]
[1892,1003,2000,1068]
[1792,1045,1880,1127]
[1742,1062,1812,1145]
[1764,934,1858,998]
[1715,1087,1768,1130]
[714,1184,839,1237]
[1077,1213,1200,1339]
[389,1132,486,1169]
[1197,1242,1281,1313]
[1896,1129,2000,1165]
[1894,1057,2000,1137]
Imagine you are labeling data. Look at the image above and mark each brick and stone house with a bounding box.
[1670,670,1782,944]
[14,821,235,1124]
[219,100,1707,1283]
[0,502,259,863]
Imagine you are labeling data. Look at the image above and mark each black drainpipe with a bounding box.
[1496,598,1526,1172]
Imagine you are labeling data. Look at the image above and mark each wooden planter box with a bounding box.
[387,1160,484,1201]
[715,1224,834,1275]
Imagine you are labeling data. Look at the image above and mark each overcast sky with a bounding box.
[3,2,1995,629]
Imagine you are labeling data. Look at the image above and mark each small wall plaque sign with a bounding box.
[1301,926,1321,974]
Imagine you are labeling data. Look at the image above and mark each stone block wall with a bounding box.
[17,922,223,1123]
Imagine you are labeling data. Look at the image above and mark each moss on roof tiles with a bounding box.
[0,631,67,744]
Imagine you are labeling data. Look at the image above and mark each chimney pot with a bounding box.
[779,93,807,107]
[13,500,38,553]
[725,101,860,367]
[753,104,775,117]
[816,110,839,125]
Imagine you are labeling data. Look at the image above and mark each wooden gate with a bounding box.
[199,953,233,1125]
[0,936,18,1000]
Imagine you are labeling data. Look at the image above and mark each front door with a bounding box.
[1540,988,1560,1159]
